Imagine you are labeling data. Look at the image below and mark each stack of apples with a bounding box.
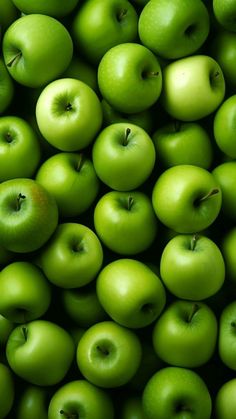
[1,0,236,418]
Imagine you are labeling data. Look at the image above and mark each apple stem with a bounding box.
[123,127,131,146]
[77,154,84,171]
[22,326,27,341]
[197,188,220,205]
[127,195,134,210]
[96,345,109,356]
[117,8,127,21]
[16,193,26,211]
[190,234,199,251]
[59,410,78,419]
[7,51,22,67]
[142,70,159,79]
[187,303,199,323]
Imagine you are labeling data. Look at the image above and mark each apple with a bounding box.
[93,190,158,255]
[0,115,41,182]
[36,78,103,151]
[142,366,212,419]
[152,164,222,233]
[0,362,15,418]
[215,378,236,419]
[0,261,51,323]
[138,0,210,59]
[152,300,218,368]
[210,30,236,90]
[35,152,100,218]
[120,395,145,419]
[6,319,75,386]
[152,121,213,169]
[160,234,225,300]
[218,300,236,371]
[77,320,142,388]
[0,314,14,347]
[72,0,138,65]
[39,222,103,288]
[96,258,166,328]
[48,379,115,419]
[0,178,58,253]
[61,282,108,328]
[11,0,79,18]
[0,0,18,36]
[213,95,236,158]
[161,55,225,121]
[16,384,49,419]
[213,0,236,32]
[212,161,236,221]
[62,55,98,93]
[97,42,162,114]
[3,14,73,88]
[92,122,156,191]
[0,58,14,114]
[221,227,236,283]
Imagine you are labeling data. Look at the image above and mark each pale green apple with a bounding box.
[215,378,236,419]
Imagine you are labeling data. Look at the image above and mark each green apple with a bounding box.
[138,0,210,59]
[36,78,103,151]
[221,227,236,283]
[96,258,166,328]
[92,122,156,191]
[35,152,100,218]
[6,319,75,386]
[213,0,236,31]
[0,115,41,182]
[16,385,49,419]
[62,55,98,93]
[152,165,222,233]
[152,121,213,169]
[215,378,236,419]
[72,0,138,64]
[3,14,73,88]
[161,55,225,121]
[97,42,162,114]
[77,320,142,388]
[0,0,18,36]
[61,282,108,328]
[0,314,14,346]
[213,95,236,158]
[142,366,212,419]
[39,222,103,288]
[0,362,14,418]
[0,178,58,253]
[121,395,145,419]
[218,300,236,370]
[212,161,236,220]
[0,261,51,323]
[210,30,236,89]
[0,58,14,114]
[160,234,225,300]
[48,380,114,419]
[94,190,158,255]
[152,300,218,368]
[11,0,79,18]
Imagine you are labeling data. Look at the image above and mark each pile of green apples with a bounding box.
[1,0,236,418]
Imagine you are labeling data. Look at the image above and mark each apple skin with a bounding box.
[96,258,166,329]
[152,300,218,368]
[221,227,236,283]
[36,78,103,152]
[39,223,103,288]
[0,115,41,182]
[218,301,236,371]
[138,0,210,59]
[11,0,79,18]
[161,55,225,121]
[0,178,58,253]
[62,55,98,93]
[0,362,15,418]
[35,152,100,218]
[152,164,222,233]
[142,366,212,419]
[213,0,236,32]
[215,378,236,419]
[0,0,19,35]
[212,161,236,221]
[76,320,142,388]
[213,95,236,158]
[72,0,138,65]
[3,14,73,88]
[6,319,75,386]
[152,121,213,170]
[210,30,236,90]
[0,261,51,323]
[0,58,14,114]
[48,379,115,419]
[16,385,49,419]
[97,42,162,114]
[92,122,156,191]
[0,314,14,347]
[160,234,225,300]
[94,190,158,255]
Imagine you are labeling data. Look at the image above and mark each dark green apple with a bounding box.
[121,395,145,419]
[221,227,236,283]
[0,362,15,418]
[11,0,79,18]
[213,0,236,32]
[16,385,49,419]
[210,30,236,89]
[0,314,14,346]
[218,301,236,370]
[0,58,14,114]
[62,55,98,93]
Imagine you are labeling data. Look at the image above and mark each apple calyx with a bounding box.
[187,303,199,323]
[4,132,13,143]
[190,234,199,251]
[123,127,131,146]
[59,410,78,419]
[65,103,73,111]
[7,51,22,68]
[116,8,128,22]
[16,193,26,211]
[175,402,192,413]
[195,188,220,207]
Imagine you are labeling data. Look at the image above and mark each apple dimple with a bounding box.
[184,23,197,37]
[59,409,79,419]
[116,8,128,23]
[6,49,22,68]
